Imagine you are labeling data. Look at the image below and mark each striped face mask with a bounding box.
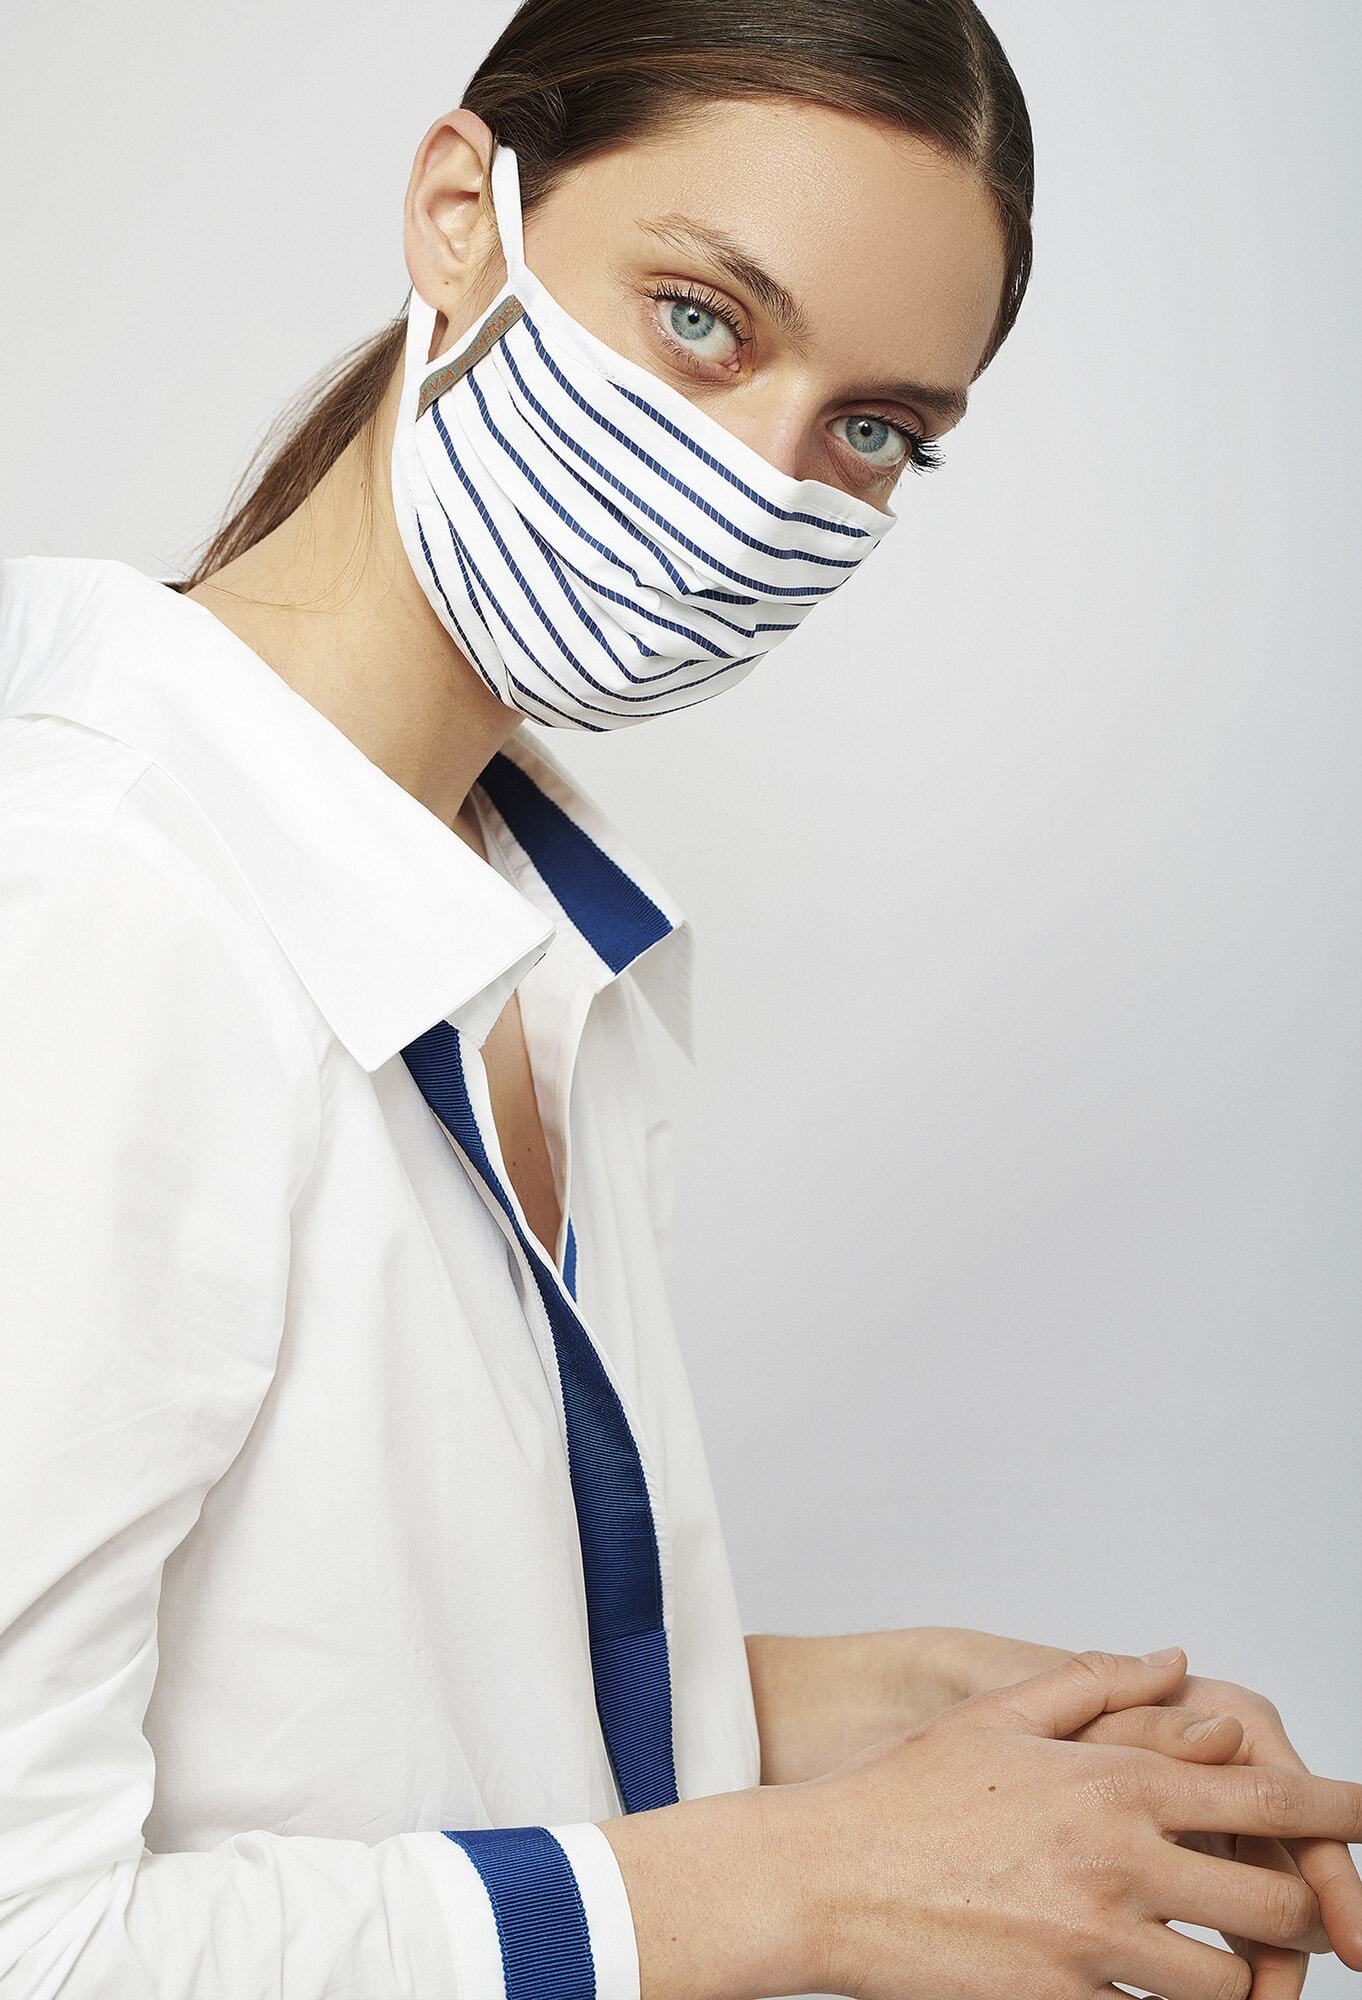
[389,140,899,732]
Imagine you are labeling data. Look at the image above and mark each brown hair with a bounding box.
[168,0,1033,593]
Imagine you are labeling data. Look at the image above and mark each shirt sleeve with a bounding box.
[0,805,641,2000]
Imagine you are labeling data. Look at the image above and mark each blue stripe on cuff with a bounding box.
[442,1825,597,1998]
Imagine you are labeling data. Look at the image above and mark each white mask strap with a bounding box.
[489,142,525,282]
[400,282,441,429]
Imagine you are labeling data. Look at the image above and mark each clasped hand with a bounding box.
[947,1630,1362,1995]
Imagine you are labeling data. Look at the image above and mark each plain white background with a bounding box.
[3,2,1358,1990]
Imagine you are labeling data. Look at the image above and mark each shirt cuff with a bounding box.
[408,1820,641,2000]
[545,1821,641,2000]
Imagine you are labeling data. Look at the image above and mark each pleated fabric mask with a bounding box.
[389,139,900,732]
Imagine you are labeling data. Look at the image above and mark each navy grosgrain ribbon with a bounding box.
[401,1019,678,1815]
[441,1825,596,1997]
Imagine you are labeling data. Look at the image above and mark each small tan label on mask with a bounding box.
[418,294,526,420]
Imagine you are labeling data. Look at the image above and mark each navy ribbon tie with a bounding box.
[402,1017,679,1815]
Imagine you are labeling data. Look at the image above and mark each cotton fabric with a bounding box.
[0,554,761,1999]
[388,138,898,731]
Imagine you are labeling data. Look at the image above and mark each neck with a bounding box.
[183,357,525,836]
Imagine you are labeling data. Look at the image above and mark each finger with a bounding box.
[1240,1710,1362,1967]
[1233,1836,1331,1957]
[1076,1704,1245,1764]
[1219,1931,1308,2000]
[971,1644,1191,1739]
[1144,1835,1321,1952]
[1120,1921,1253,2000]
[1279,1835,1362,1967]
[1145,1760,1362,1845]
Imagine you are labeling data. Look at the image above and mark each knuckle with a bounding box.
[1089,1745,1154,1815]
[1072,1648,1122,1684]
[1063,1895,1128,1976]
[1262,1871,1316,1940]
[1252,1771,1301,1834]
[1210,1951,1254,2000]
[1227,1683,1280,1726]
[1068,1847,1132,1908]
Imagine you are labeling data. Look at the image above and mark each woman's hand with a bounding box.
[1076,1705,1324,1998]
[793,1645,1362,2000]
[741,1622,1359,1993]
[933,1627,1362,1986]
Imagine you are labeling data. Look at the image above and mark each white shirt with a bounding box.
[0,555,761,2000]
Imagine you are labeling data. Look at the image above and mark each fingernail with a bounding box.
[1141,1645,1183,1664]
[1185,1716,1225,1740]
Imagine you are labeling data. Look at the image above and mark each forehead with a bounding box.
[559,97,1007,393]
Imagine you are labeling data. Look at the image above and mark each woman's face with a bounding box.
[514,97,1005,505]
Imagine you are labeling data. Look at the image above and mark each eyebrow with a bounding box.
[639,212,970,427]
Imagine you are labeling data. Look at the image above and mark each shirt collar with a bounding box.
[1,555,696,1074]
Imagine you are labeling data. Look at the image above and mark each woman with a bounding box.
[1,3,1359,1997]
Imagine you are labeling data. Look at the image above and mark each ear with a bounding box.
[401,107,498,355]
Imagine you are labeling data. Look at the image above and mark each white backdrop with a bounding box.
[3,1,1358,1989]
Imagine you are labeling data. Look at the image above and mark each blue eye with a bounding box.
[836,412,940,474]
[836,416,896,470]
[650,283,745,361]
[669,298,723,347]
[646,282,945,479]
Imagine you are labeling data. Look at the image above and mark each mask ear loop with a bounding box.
[489,141,525,282]
[399,281,441,429]
[401,140,522,430]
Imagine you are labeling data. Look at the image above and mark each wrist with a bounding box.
[756,1773,846,1999]
[745,1628,964,1786]
[926,1625,1079,1705]
[598,1778,831,2000]
[827,1626,980,1735]
[909,1625,990,1708]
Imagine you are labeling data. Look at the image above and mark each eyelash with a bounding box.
[645,281,945,476]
